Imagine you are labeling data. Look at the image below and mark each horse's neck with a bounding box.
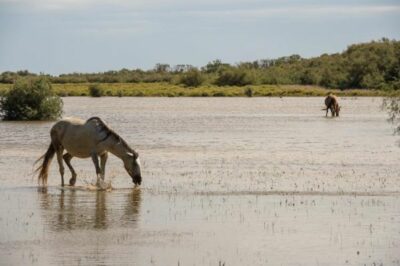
[105,139,130,161]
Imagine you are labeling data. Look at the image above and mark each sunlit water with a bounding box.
[0,97,399,265]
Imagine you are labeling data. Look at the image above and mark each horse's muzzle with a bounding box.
[132,175,142,185]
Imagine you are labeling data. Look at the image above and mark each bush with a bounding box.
[88,84,104,97]
[0,78,63,120]
[383,97,400,134]
[244,87,253,97]
[215,68,254,86]
[179,69,204,87]
[213,91,226,97]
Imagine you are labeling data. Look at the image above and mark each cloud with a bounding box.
[0,0,258,11]
[0,0,400,13]
[185,5,400,19]
[1,0,400,18]
[2,0,399,20]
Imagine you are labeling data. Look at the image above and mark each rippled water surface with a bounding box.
[0,97,399,265]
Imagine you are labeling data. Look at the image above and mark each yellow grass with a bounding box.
[0,82,398,97]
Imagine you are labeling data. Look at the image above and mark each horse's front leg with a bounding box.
[91,153,102,185]
[100,152,108,180]
[330,106,335,117]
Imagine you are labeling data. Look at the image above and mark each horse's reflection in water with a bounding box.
[37,188,141,231]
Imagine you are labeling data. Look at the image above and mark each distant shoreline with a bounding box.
[0,82,398,97]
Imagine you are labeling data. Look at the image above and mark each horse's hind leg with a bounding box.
[55,147,65,186]
[50,130,65,186]
[63,153,77,186]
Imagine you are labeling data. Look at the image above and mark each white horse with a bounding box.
[35,117,142,186]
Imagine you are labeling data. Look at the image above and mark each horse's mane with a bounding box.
[86,117,134,153]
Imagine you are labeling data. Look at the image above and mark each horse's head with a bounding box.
[124,151,142,185]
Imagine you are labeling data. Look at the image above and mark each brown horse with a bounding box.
[35,117,142,187]
[324,94,340,117]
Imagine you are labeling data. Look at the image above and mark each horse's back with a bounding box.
[51,117,86,138]
[51,117,104,158]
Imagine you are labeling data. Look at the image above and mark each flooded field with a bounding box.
[0,97,399,265]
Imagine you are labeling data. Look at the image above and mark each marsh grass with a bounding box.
[0,82,398,97]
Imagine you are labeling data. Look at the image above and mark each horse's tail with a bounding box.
[35,143,55,186]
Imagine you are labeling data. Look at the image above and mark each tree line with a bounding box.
[1,38,399,90]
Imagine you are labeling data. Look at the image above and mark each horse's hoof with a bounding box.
[69,178,76,186]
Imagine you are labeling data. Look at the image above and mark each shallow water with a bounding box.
[0,97,399,265]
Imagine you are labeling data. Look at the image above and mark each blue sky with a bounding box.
[1,0,399,75]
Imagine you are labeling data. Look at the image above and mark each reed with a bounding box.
[0,82,398,97]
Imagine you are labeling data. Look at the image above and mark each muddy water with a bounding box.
[0,97,399,265]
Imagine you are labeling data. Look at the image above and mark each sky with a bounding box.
[0,0,399,75]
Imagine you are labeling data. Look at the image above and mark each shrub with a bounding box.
[0,77,63,121]
[179,69,204,87]
[57,91,68,97]
[215,68,254,86]
[133,91,144,97]
[213,91,226,97]
[244,87,253,97]
[383,96,400,134]
[88,84,104,97]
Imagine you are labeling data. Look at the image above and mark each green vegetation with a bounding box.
[0,78,63,120]
[244,87,254,97]
[215,68,254,86]
[179,68,204,87]
[0,39,399,96]
[382,96,400,136]
[88,84,104,97]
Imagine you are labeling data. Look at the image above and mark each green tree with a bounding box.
[203,60,230,73]
[300,69,318,85]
